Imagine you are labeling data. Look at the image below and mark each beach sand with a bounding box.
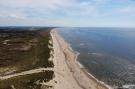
[51,30,111,89]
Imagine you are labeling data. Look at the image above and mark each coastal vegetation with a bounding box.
[0,27,54,89]
[0,71,54,89]
[0,27,54,75]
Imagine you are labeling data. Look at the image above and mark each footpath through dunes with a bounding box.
[51,30,111,89]
[0,68,53,80]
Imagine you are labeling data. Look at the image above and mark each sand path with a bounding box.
[0,68,53,80]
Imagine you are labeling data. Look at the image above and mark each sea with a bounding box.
[56,27,135,89]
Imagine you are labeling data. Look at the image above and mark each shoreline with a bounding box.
[51,29,112,89]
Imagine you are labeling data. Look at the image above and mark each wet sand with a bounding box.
[51,30,111,89]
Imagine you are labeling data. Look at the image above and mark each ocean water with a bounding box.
[56,27,135,88]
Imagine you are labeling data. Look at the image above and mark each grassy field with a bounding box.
[0,27,54,89]
[0,70,54,89]
[0,27,54,76]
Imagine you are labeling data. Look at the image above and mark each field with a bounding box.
[0,71,54,89]
[0,27,54,89]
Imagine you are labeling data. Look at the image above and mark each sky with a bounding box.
[0,0,135,27]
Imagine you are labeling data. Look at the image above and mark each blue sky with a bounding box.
[0,0,135,27]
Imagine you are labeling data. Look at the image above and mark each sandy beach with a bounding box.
[50,29,111,89]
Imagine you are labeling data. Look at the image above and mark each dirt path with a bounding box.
[0,68,53,80]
